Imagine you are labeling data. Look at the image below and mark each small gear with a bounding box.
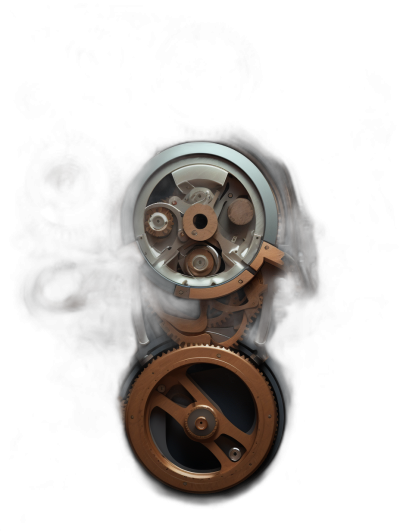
[145,206,174,237]
[123,344,278,493]
[142,273,265,347]
[24,131,120,237]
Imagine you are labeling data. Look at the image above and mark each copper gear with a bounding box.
[155,269,266,347]
[145,206,174,237]
[24,132,120,237]
[123,345,278,493]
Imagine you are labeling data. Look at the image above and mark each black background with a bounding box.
[7,4,395,521]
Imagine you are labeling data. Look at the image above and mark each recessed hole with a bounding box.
[193,214,208,229]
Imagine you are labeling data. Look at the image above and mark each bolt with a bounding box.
[229,447,242,462]
[157,385,166,393]
[192,230,197,236]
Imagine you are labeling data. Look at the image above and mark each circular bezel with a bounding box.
[121,142,278,292]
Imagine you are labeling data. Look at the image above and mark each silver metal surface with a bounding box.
[184,187,214,205]
[172,164,228,193]
[126,142,277,258]
[121,142,279,291]
[148,212,168,232]
[254,264,293,346]
[130,267,150,345]
[229,447,242,462]
[192,254,209,272]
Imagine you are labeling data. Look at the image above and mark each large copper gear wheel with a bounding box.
[123,345,278,493]
[142,273,266,348]
[24,133,120,237]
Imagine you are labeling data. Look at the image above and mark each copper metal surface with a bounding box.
[124,345,278,493]
[182,203,218,242]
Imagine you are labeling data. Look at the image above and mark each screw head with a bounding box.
[157,385,166,393]
[238,279,243,284]
[178,290,183,295]
[228,193,233,198]
[229,447,242,462]
[192,230,197,236]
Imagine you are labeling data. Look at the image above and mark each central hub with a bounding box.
[185,247,214,277]
[184,405,218,440]
[149,212,168,231]
[183,203,218,242]
[194,416,208,430]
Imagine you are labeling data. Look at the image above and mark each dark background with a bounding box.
[7,4,396,518]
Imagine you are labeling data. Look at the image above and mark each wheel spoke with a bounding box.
[147,392,187,427]
[218,416,255,450]
[201,440,234,472]
[178,371,256,449]
[177,373,214,406]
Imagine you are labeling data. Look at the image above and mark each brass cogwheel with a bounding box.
[123,345,278,493]
[155,269,266,348]
[142,273,266,347]
[145,207,174,237]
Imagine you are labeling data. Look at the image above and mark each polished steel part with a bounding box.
[229,447,242,462]
[121,142,280,293]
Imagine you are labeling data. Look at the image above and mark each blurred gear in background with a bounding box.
[24,133,120,237]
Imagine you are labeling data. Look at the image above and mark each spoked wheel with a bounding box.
[123,345,280,493]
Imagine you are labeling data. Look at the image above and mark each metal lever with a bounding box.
[130,267,150,345]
